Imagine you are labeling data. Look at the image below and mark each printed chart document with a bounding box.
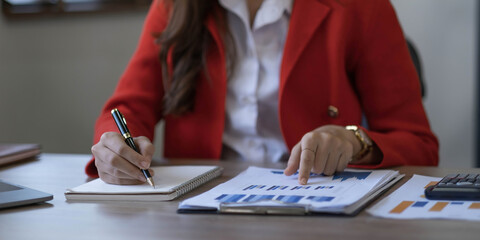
[65,166,223,201]
[367,175,480,221]
[178,166,403,215]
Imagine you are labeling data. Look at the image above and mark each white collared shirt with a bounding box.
[219,0,293,163]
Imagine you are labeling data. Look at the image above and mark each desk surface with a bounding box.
[0,153,479,240]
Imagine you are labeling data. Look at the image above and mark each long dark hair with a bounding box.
[157,0,222,116]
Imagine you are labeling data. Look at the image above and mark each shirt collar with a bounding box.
[219,0,293,29]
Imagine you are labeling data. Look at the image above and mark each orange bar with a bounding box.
[390,201,414,214]
[424,181,438,189]
[429,202,448,212]
[468,203,480,209]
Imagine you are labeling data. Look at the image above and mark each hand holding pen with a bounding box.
[91,109,156,187]
[111,109,155,188]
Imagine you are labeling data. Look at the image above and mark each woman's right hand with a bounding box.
[91,132,155,185]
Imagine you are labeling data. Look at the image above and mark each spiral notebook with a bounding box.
[65,166,223,201]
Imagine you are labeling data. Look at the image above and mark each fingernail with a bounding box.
[300,178,307,185]
[140,161,149,169]
[138,174,146,181]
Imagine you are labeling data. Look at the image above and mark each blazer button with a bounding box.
[328,105,338,118]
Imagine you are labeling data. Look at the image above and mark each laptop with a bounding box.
[0,180,53,209]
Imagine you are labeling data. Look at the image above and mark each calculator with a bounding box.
[425,174,480,200]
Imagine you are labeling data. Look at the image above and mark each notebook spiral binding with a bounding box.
[172,167,224,198]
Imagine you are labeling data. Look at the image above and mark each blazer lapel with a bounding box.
[280,0,331,93]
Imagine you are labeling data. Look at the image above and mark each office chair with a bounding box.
[406,39,426,98]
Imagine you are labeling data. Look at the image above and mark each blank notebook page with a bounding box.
[68,166,220,194]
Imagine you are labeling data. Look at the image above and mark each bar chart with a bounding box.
[270,170,372,182]
[242,184,335,191]
[215,194,335,204]
[390,200,480,214]
[368,175,480,221]
[332,171,372,181]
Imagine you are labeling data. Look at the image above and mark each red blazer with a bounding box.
[86,0,439,178]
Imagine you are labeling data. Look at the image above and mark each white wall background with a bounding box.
[0,1,477,167]
[0,11,147,155]
[391,0,477,167]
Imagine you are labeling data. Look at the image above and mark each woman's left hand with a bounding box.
[284,125,362,185]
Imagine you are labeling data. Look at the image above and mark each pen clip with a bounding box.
[120,112,127,126]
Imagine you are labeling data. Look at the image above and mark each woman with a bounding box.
[88,0,438,185]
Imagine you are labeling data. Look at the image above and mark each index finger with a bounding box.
[298,138,318,185]
[285,144,301,176]
[134,136,155,168]
[101,132,145,169]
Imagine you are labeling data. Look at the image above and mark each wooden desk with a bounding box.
[0,153,479,240]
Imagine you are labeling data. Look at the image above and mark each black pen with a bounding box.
[111,108,155,188]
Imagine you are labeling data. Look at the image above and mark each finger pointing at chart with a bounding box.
[284,125,358,185]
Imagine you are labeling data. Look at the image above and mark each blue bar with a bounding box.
[292,186,311,190]
[225,194,246,203]
[306,196,335,202]
[451,202,464,205]
[412,201,428,207]
[215,194,228,201]
[215,194,246,203]
[276,195,303,203]
[243,185,267,190]
[243,195,275,202]
[267,185,288,191]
